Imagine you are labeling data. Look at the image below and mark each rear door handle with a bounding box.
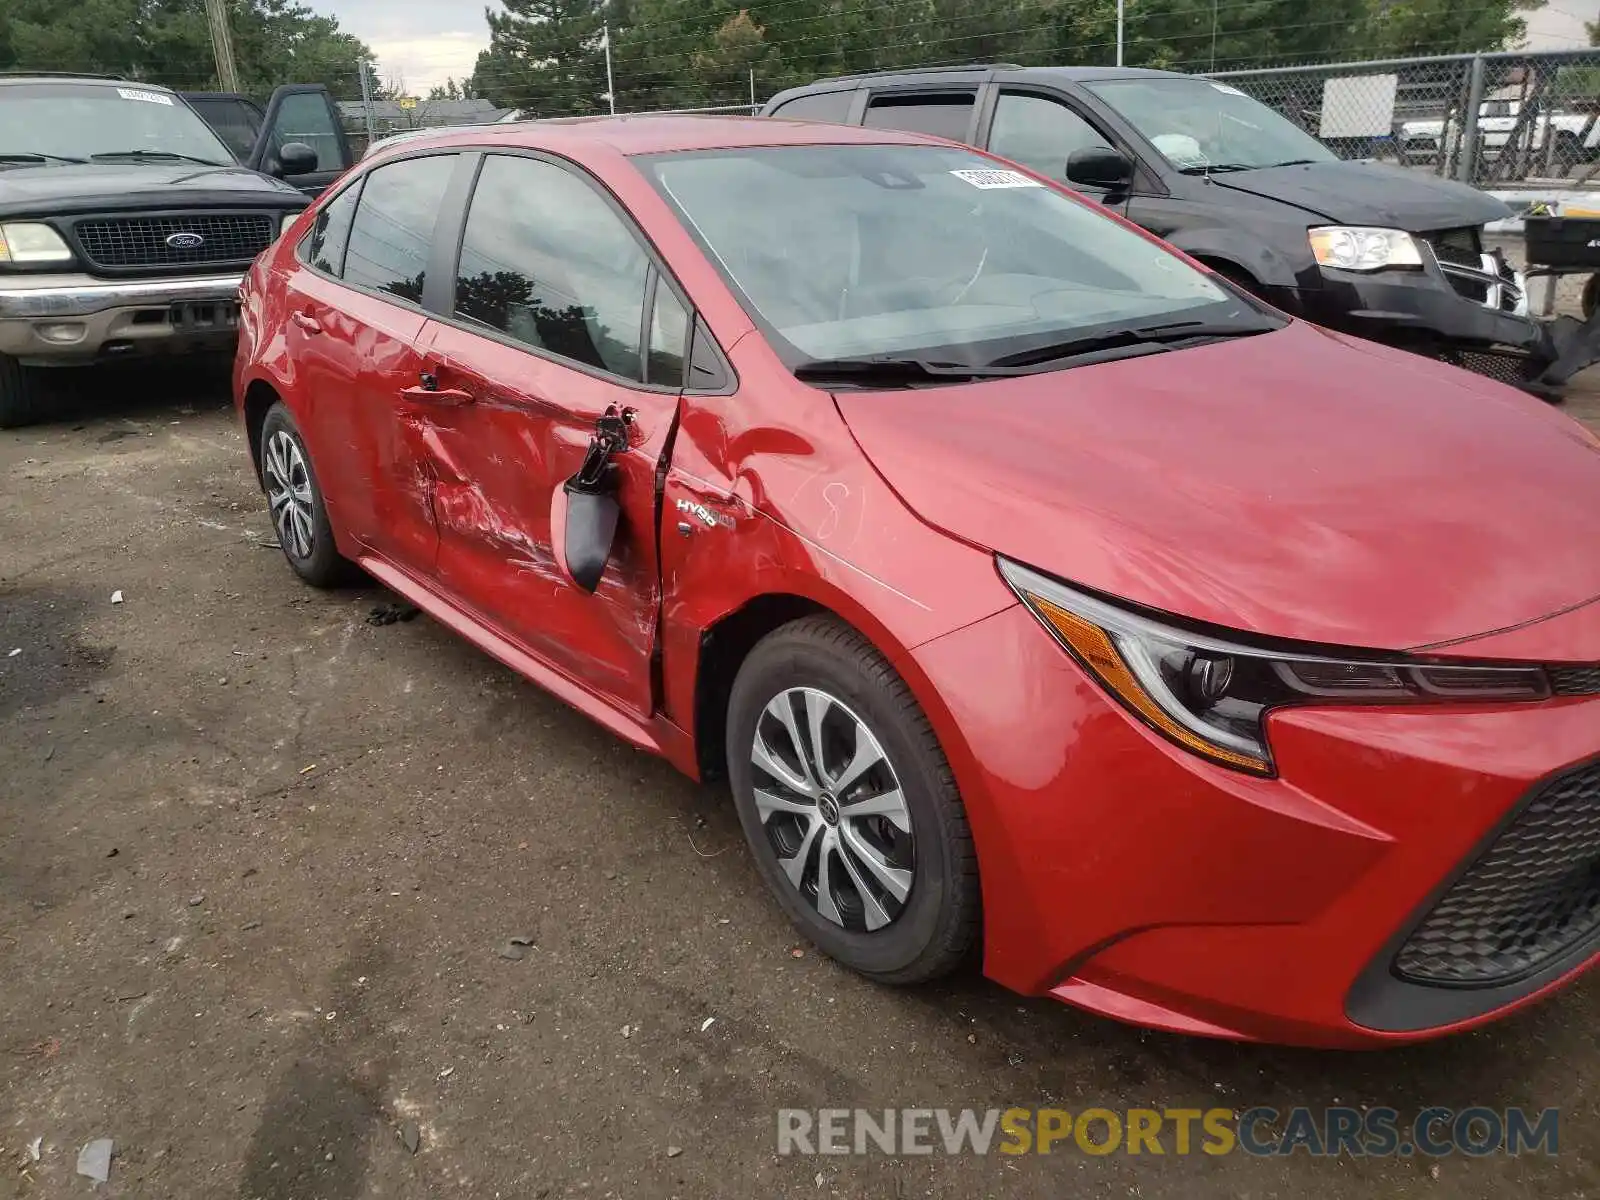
[290,310,322,334]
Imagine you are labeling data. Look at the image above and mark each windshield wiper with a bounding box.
[0,152,88,164]
[793,356,1022,386]
[1176,163,1256,175]
[1264,158,1318,168]
[89,150,230,166]
[985,320,1270,369]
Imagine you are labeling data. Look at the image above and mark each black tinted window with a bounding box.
[647,283,689,386]
[773,91,854,123]
[989,93,1112,181]
[455,154,649,380]
[343,155,455,303]
[185,96,259,160]
[300,179,361,276]
[863,94,974,141]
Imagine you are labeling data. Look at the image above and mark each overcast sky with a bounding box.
[326,1,1600,98]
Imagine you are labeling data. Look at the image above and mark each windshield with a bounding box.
[1086,77,1335,172]
[0,82,235,166]
[640,143,1270,370]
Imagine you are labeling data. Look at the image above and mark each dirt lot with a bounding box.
[1,368,1598,1200]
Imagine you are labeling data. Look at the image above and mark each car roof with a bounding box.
[0,73,148,88]
[368,113,942,159]
[776,63,1186,94]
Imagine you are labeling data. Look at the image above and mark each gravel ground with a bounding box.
[1,365,1598,1199]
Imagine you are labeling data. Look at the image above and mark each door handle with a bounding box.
[290,310,322,334]
[400,383,474,406]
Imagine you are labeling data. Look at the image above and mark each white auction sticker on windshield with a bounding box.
[117,87,174,106]
[949,168,1041,189]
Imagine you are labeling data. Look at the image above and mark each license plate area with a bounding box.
[169,300,239,331]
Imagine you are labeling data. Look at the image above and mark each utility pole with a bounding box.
[358,57,377,148]
[204,0,241,93]
[602,23,617,116]
[1116,0,1125,68]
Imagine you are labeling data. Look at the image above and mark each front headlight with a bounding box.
[1308,226,1424,272]
[0,222,73,265]
[999,560,1551,776]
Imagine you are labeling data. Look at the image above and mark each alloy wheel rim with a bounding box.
[750,687,915,932]
[264,430,316,560]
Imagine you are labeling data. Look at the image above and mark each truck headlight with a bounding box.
[1000,559,1551,776]
[0,223,73,265]
[1308,226,1423,272]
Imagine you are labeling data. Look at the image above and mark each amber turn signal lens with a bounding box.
[1032,596,1273,775]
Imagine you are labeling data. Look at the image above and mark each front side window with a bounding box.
[641,143,1269,370]
[343,154,456,303]
[454,154,649,380]
[266,92,343,172]
[989,93,1113,182]
[300,179,362,276]
[0,82,234,165]
[1086,77,1334,172]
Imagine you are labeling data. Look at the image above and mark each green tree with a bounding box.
[0,0,374,99]
[473,0,607,116]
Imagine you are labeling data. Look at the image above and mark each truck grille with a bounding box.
[1395,758,1600,987]
[1422,227,1483,270]
[71,213,276,271]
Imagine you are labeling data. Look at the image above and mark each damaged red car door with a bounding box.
[407,152,692,716]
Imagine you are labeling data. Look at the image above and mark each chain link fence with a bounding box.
[1212,48,1600,316]
[1212,48,1600,190]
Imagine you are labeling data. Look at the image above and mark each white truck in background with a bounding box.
[1400,91,1600,176]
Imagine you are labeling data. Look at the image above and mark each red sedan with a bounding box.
[234,115,1600,1047]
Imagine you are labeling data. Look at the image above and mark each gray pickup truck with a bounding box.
[0,75,351,427]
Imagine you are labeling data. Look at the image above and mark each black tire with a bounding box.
[726,616,980,984]
[0,353,44,430]
[258,402,353,588]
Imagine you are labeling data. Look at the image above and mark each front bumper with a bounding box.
[0,272,244,364]
[1270,256,1600,396]
[914,603,1600,1047]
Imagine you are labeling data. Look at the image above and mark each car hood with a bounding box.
[0,162,301,214]
[832,321,1600,653]
[1211,159,1510,230]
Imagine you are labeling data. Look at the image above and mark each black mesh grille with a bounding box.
[1395,759,1600,987]
[1552,666,1600,696]
[72,213,275,270]
[1423,227,1483,269]
[1435,348,1539,385]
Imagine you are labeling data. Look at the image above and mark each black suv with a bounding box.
[764,65,1600,396]
[0,75,347,427]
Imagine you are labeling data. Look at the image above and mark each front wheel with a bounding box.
[259,402,353,588]
[0,353,44,429]
[726,617,980,984]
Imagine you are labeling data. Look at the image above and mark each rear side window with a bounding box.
[454,154,650,381]
[863,93,975,142]
[343,155,456,303]
[647,283,689,387]
[300,179,362,276]
[772,91,855,124]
